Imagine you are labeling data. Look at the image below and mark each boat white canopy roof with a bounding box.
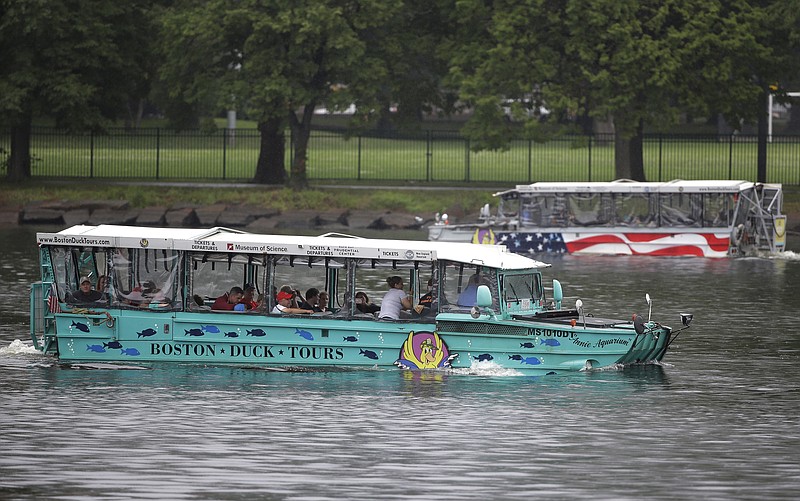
[37,225,550,271]
[496,179,779,196]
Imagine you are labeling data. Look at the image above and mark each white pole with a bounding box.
[768,93,773,143]
[227,110,237,147]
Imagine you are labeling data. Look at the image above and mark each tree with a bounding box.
[450,0,800,182]
[0,0,156,181]
[160,0,402,188]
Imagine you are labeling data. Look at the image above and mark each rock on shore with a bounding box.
[10,200,432,232]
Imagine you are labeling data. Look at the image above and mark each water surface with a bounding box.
[2,226,799,500]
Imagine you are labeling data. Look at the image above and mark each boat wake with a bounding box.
[448,359,526,377]
[770,250,800,261]
[0,339,41,356]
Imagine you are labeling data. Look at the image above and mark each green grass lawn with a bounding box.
[4,127,800,185]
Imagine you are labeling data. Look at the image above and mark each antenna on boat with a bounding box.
[646,293,652,322]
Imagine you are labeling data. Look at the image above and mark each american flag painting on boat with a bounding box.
[428,180,786,258]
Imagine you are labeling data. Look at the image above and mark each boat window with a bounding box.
[49,246,110,306]
[350,259,423,319]
[111,248,183,310]
[567,193,613,227]
[439,261,498,311]
[520,194,568,226]
[498,193,519,218]
[267,255,346,314]
[659,193,702,228]
[502,273,541,312]
[702,193,735,228]
[614,193,657,227]
[189,252,264,311]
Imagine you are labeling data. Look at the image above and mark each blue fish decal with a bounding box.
[185,328,204,337]
[87,344,106,353]
[103,341,123,349]
[71,321,90,333]
[520,357,542,365]
[120,348,140,356]
[508,354,523,361]
[520,342,535,348]
[295,329,314,341]
[201,325,221,333]
[137,328,157,338]
[360,349,379,360]
[224,331,239,338]
[473,353,494,361]
[540,338,560,347]
[343,336,358,342]
[247,329,266,337]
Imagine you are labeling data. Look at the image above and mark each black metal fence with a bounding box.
[4,127,800,184]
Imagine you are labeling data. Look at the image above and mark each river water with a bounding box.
[2,226,800,500]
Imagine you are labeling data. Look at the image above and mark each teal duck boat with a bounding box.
[29,225,691,374]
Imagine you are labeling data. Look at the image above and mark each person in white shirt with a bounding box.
[378,276,412,320]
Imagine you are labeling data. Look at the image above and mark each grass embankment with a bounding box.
[0,181,496,217]
[2,181,799,219]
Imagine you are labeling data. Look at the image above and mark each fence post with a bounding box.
[222,128,227,180]
[528,139,532,183]
[464,136,470,182]
[587,135,592,182]
[156,128,161,180]
[658,133,663,182]
[357,135,362,181]
[426,130,432,182]
[728,133,734,180]
[90,129,95,178]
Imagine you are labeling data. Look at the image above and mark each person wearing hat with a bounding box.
[73,276,103,303]
[272,290,313,315]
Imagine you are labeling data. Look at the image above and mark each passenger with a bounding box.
[378,276,412,320]
[97,275,109,295]
[73,276,103,303]
[238,284,261,310]
[419,278,434,307]
[272,290,313,314]
[318,290,332,312]
[299,287,321,312]
[355,291,380,315]
[211,286,244,311]
[456,274,482,307]
[279,284,302,308]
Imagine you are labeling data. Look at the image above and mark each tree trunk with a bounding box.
[614,119,646,181]
[756,85,768,183]
[288,104,315,190]
[7,116,32,182]
[253,118,286,185]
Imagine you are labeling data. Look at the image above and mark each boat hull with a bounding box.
[429,226,732,257]
[47,310,671,375]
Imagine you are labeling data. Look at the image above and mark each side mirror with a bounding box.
[476,285,492,308]
[680,313,693,327]
[553,279,563,309]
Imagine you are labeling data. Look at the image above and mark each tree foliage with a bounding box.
[451,0,800,181]
[0,0,156,181]
[160,0,402,187]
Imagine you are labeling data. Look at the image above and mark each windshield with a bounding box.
[502,273,541,312]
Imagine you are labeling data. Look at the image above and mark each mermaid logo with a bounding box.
[471,228,496,245]
[395,331,457,370]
